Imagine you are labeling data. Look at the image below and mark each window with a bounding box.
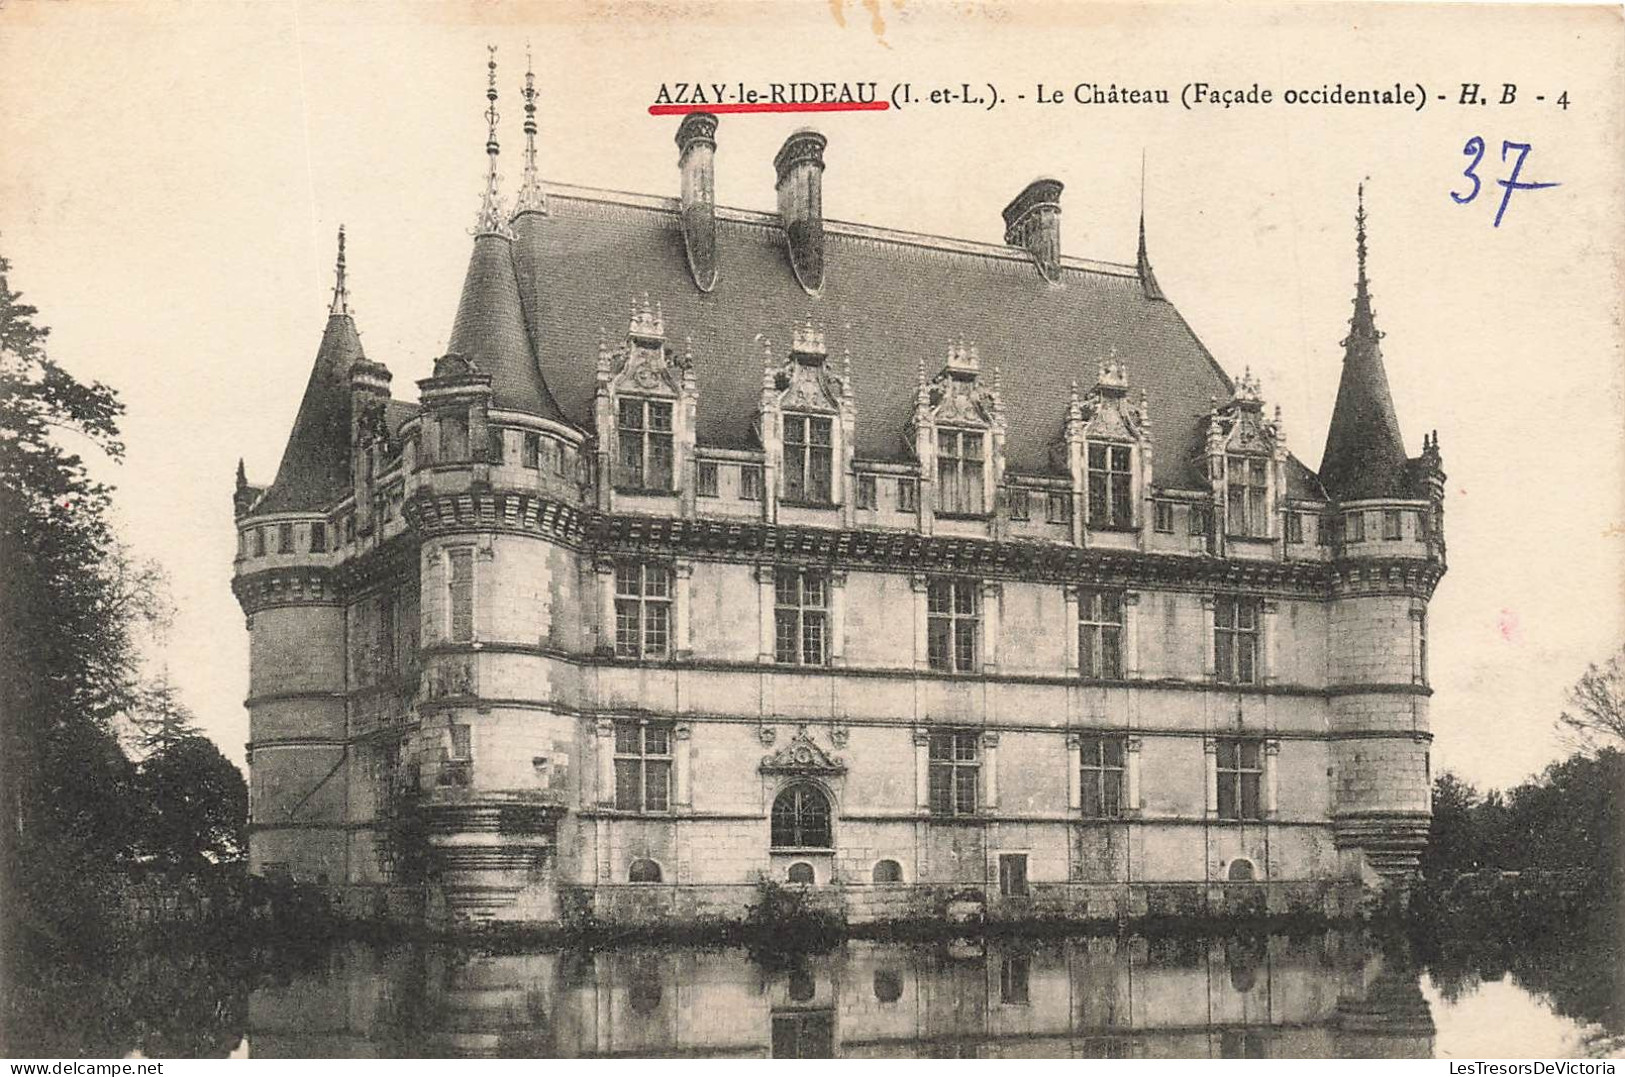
[897,477,918,512]
[522,432,541,469]
[614,563,672,659]
[927,578,979,673]
[873,970,903,1003]
[856,473,876,510]
[783,414,833,503]
[999,955,1030,1004]
[771,1012,833,1059]
[1221,1030,1268,1059]
[1079,735,1126,818]
[998,853,1029,897]
[772,784,832,848]
[613,720,672,812]
[1077,590,1124,680]
[1088,443,1134,527]
[1226,455,1269,537]
[310,522,327,553]
[1227,858,1256,881]
[697,460,719,497]
[344,514,356,544]
[774,569,828,666]
[629,858,662,883]
[1383,509,1403,540]
[936,429,985,515]
[872,859,903,884]
[1215,738,1264,820]
[1418,610,1429,684]
[1189,504,1211,536]
[617,397,674,491]
[1154,501,1174,533]
[438,412,469,462]
[253,527,266,557]
[1008,487,1030,521]
[1287,512,1304,544]
[928,731,980,816]
[487,427,505,464]
[740,464,763,501]
[1344,511,1366,543]
[786,861,815,885]
[378,591,397,673]
[440,723,472,787]
[277,522,294,554]
[1046,491,1071,524]
[447,548,474,643]
[1317,514,1334,546]
[1214,596,1261,685]
[448,723,472,760]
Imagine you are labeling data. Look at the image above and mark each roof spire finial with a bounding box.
[513,43,547,218]
[473,46,513,238]
[1346,177,1380,342]
[1136,150,1165,301]
[328,225,350,316]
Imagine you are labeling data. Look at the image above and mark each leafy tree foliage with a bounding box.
[137,735,247,870]
[1559,647,1625,752]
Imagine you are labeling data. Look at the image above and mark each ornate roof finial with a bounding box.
[512,43,547,218]
[792,316,826,360]
[629,292,663,341]
[1137,150,1165,301]
[328,225,350,316]
[473,46,513,239]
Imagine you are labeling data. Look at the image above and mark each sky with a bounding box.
[0,1,1620,792]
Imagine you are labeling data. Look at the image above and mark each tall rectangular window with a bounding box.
[1383,509,1403,540]
[898,477,918,512]
[253,527,266,557]
[1344,511,1366,543]
[740,465,763,501]
[1317,514,1334,546]
[1154,501,1174,533]
[1286,511,1304,544]
[1078,590,1124,680]
[774,569,828,665]
[617,397,674,491]
[614,562,672,659]
[487,427,505,464]
[1418,610,1429,685]
[344,514,355,544]
[927,578,979,673]
[1189,504,1211,536]
[310,521,327,553]
[936,429,986,515]
[856,473,877,510]
[1088,443,1134,527]
[447,548,474,643]
[1216,738,1264,820]
[522,432,541,469]
[1226,456,1269,537]
[998,853,1030,899]
[697,461,719,497]
[999,953,1031,1003]
[1008,487,1030,521]
[377,591,397,674]
[1214,595,1261,685]
[928,731,980,816]
[439,413,469,462]
[1079,735,1126,818]
[613,720,672,812]
[1046,491,1071,524]
[277,522,294,554]
[783,414,833,503]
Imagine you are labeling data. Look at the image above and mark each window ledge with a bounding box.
[769,846,835,855]
[936,511,991,521]
[1225,532,1274,543]
[614,486,677,497]
[780,498,838,510]
[1088,522,1138,533]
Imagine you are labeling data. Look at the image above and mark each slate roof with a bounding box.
[256,312,364,515]
[512,187,1324,496]
[445,231,568,423]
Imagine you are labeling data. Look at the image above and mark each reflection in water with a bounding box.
[246,933,1445,1059]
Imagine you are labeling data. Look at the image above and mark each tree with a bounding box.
[127,669,200,757]
[1421,771,1483,883]
[1558,648,1625,751]
[136,736,247,870]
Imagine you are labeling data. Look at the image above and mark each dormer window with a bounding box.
[1087,444,1133,528]
[783,415,833,504]
[937,429,986,515]
[1226,456,1269,537]
[618,398,673,491]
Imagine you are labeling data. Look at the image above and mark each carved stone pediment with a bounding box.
[759,729,846,776]
[1204,367,1282,458]
[605,295,688,398]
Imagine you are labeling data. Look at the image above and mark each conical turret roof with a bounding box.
[1318,186,1410,501]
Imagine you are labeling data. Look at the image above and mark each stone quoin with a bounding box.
[231,52,1446,925]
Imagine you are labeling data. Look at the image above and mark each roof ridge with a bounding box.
[541,181,1140,279]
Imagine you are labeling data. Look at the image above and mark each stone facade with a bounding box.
[232,96,1445,924]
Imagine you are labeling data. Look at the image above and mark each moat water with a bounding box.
[116,930,1624,1059]
[10,928,1619,1058]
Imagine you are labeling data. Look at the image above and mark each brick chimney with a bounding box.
[676,112,719,292]
[774,129,827,295]
[1002,178,1064,283]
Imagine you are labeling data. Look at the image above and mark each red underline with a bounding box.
[648,101,890,116]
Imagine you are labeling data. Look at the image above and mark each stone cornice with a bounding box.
[232,566,343,616]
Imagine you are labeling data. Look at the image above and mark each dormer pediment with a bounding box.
[759,729,846,776]
[1204,367,1283,459]
[604,295,689,399]
[772,320,848,414]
